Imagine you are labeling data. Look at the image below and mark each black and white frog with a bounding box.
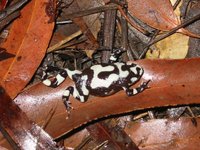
[41,49,150,115]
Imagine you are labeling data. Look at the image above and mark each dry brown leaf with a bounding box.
[146,33,189,59]
[0,0,55,98]
[127,0,200,37]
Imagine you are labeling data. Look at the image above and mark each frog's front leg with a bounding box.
[62,86,74,113]
[62,85,89,117]
[123,80,150,96]
[109,48,124,63]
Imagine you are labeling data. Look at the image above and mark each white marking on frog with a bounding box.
[90,65,119,89]
[72,86,85,102]
[133,89,137,94]
[63,90,70,97]
[110,55,117,61]
[56,74,65,85]
[131,77,138,83]
[65,69,82,80]
[138,66,144,76]
[130,66,138,75]
[115,62,129,78]
[43,79,51,86]
[80,75,89,95]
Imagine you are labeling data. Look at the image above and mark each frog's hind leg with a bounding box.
[62,86,74,112]
[41,66,82,88]
[62,85,89,117]
[123,80,150,96]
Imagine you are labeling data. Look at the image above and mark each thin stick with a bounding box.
[92,140,108,150]
[0,11,20,31]
[62,3,146,35]
[41,105,57,130]
[63,4,118,20]
[173,0,182,10]
[47,30,82,52]
[0,0,29,21]
[118,6,146,34]
[75,136,92,150]
[47,37,87,53]
[148,13,200,46]
[139,13,200,59]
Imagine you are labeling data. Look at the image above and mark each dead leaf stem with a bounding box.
[117,6,147,34]
[148,13,200,46]
[139,13,200,58]
[63,4,118,20]
[0,0,29,21]
[173,0,182,10]
[47,30,83,52]
[0,11,20,32]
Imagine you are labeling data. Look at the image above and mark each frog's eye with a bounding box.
[115,49,121,54]
[112,48,123,55]
[130,65,143,76]
[60,70,68,77]
[136,67,143,76]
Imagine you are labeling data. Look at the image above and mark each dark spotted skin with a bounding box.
[41,49,150,117]
[81,62,142,96]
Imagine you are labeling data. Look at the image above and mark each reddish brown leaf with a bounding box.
[125,118,200,150]
[0,58,200,142]
[0,145,8,150]
[0,86,58,149]
[0,0,54,98]
[127,0,177,31]
[127,0,200,37]
[0,0,7,10]
[87,121,139,150]
[63,129,89,148]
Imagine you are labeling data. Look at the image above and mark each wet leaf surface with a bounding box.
[0,0,54,98]
[125,117,200,150]
[0,58,198,141]
[1,1,200,148]
[0,86,59,149]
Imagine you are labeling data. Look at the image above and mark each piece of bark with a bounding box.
[101,9,117,63]
[0,86,59,149]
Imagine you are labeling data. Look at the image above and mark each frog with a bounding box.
[41,48,150,115]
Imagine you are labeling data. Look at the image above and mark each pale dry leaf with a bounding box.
[146,33,189,59]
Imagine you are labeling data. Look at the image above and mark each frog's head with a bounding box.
[127,62,144,76]
[109,48,125,62]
